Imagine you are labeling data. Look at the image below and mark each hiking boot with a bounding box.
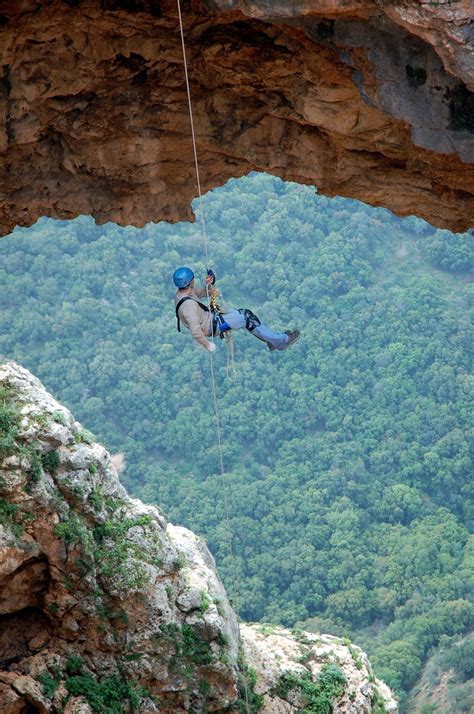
[267,343,277,351]
[284,329,300,347]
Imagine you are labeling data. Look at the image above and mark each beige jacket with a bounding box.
[174,283,213,349]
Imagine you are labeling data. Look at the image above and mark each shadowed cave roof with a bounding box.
[0,0,473,234]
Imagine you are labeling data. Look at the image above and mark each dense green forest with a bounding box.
[1,174,472,709]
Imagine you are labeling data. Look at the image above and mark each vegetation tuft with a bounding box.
[0,386,20,454]
[37,671,60,700]
[371,686,388,714]
[274,663,346,713]
[38,657,148,713]
[180,624,214,666]
[54,508,155,589]
[65,672,146,713]
[233,658,264,713]
[41,449,60,473]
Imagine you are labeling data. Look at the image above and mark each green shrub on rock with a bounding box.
[275,663,346,713]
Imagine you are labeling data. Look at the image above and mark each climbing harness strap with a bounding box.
[175,295,231,339]
[239,308,261,332]
[175,296,209,332]
[213,314,231,338]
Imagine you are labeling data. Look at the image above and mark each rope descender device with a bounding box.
[209,287,231,339]
[210,287,222,314]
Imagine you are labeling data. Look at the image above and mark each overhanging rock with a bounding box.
[0,0,473,235]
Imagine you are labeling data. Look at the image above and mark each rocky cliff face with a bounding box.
[0,362,239,713]
[0,362,397,712]
[0,0,473,236]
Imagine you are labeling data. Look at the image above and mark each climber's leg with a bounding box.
[221,309,290,351]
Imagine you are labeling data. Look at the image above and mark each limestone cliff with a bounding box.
[0,362,397,712]
[0,0,473,236]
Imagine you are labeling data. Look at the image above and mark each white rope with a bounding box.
[176,3,250,710]
[225,332,237,380]
[176,0,210,270]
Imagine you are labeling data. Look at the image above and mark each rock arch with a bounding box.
[1,0,473,235]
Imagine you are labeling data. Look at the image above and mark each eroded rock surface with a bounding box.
[0,362,239,713]
[0,0,473,236]
[0,361,398,711]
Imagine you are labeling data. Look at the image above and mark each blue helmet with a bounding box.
[173,267,194,288]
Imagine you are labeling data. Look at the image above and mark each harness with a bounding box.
[175,294,231,338]
[239,308,261,332]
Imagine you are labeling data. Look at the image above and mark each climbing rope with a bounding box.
[176,2,250,709]
[210,285,237,378]
[225,331,237,380]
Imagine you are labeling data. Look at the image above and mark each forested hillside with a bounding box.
[1,174,472,710]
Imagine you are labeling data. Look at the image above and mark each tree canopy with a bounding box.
[1,173,472,710]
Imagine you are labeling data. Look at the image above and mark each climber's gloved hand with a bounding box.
[206,342,216,352]
[206,269,216,285]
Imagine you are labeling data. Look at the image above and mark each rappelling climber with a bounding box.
[173,267,300,353]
